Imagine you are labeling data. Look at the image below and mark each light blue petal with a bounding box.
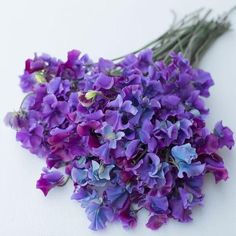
[86,202,114,231]
[99,165,115,180]
[171,143,197,164]
[178,161,205,178]
[103,125,114,138]
[71,168,88,185]
[92,160,100,172]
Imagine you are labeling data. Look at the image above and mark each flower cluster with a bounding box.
[5,49,234,231]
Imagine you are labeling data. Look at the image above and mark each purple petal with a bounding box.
[204,153,229,183]
[170,198,192,222]
[94,73,114,89]
[214,121,234,149]
[139,119,153,144]
[86,202,114,231]
[47,77,61,94]
[92,143,111,164]
[36,168,64,196]
[146,214,168,230]
[161,95,180,108]
[98,58,114,73]
[125,139,140,159]
[106,185,129,209]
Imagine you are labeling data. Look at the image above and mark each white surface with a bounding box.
[0,0,236,235]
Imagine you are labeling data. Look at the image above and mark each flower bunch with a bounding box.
[6,48,234,230]
[5,9,235,231]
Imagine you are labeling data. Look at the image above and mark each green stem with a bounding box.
[112,8,235,67]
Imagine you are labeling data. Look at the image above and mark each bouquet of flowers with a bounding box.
[5,9,235,231]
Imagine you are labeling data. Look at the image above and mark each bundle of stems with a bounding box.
[113,8,235,66]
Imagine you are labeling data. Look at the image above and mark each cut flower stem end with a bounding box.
[113,7,236,67]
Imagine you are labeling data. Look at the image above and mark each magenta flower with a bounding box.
[36,168,64,196]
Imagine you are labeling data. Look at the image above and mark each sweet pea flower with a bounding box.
[171,143,205,178]
[36,168,64,196]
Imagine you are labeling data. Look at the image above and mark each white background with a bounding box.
[0,0,236,235]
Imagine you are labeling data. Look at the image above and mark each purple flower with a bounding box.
[92,143,111,164]
[47,77,71,95]
[203,153,229,183]
[214,121,234,149]
[145,194,169,214]
[4,112,23,130]
[94,73,114,90]
[146,214,168,230]
[92,124,125,163]
[36,168,64,196]
[15,111,45,156]
[85,202,114,231]
[98,57,114,73]
[20,72,36,92]
[200,122,234,154]
[71,187,98,208]
[118,207,137,229]
[125,139,140,159]
[101,124,125,149]
[170,196,192,222]
[193,69,214,97]
[71,167,88,186]
[16,125,43,151]
[137,49,153,72]
[201,134,219,154]
[136,153,169,188]
[6,48,235,231]
[106,185,129,209]
[161,95,180,108]
[88,160,115,186]
[153,120,179,148]
[106,94,138,130]
[42,94,70,127]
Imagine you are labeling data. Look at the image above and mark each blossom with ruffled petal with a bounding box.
[171,143,205,178]
[85,202,114,231]
[36,168,64,196]
[6,48,235,232]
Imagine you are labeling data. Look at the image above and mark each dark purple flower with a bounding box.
[118,208,137,229]
[203,153,229,183]
[214,121,234,149]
